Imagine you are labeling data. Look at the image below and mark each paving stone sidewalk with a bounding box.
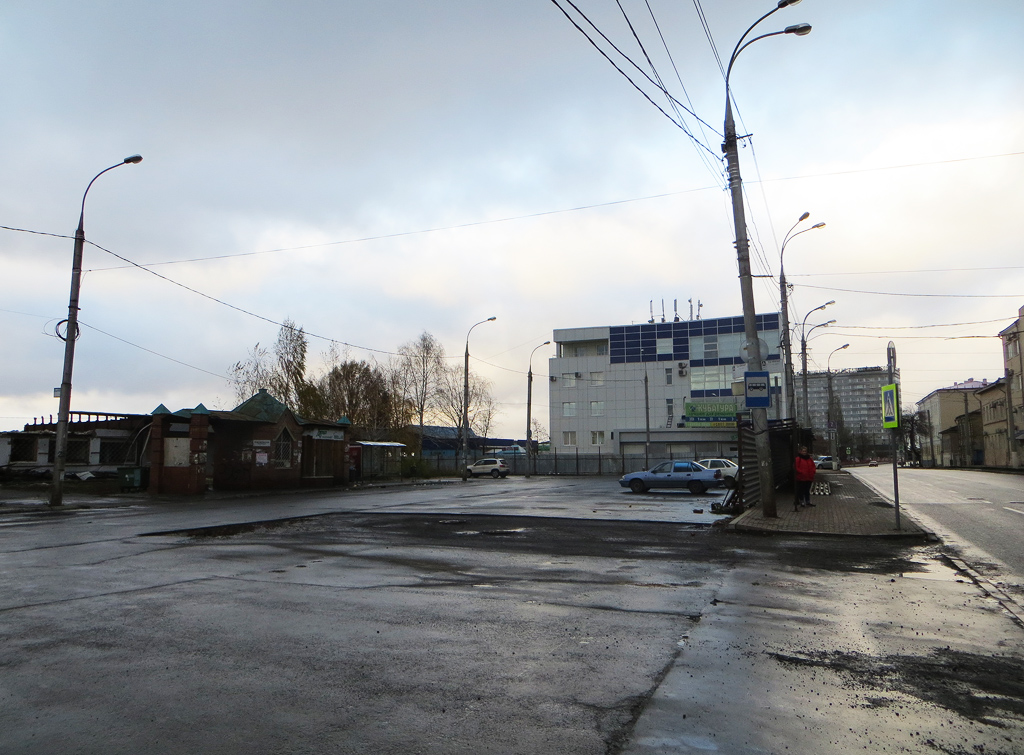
[730,469,929,537]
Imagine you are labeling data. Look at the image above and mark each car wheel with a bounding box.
[723,476,737,490]
[629,479,646,494]
[491,469,500,478]
[688,481,706,494]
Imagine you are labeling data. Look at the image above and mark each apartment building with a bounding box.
[796,367,898,458]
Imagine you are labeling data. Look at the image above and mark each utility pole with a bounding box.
[644,371,651,469]
[50,155,142,507]
[721,0,811,517]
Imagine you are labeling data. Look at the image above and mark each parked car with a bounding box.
[619,460,722,494]
[466,458,510,478]
[696,458,739,489]
[867,459,878,467]
[816,456,839,470]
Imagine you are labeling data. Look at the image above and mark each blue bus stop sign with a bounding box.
[744,371,771,409]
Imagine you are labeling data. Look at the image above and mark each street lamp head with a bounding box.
[812,222,825,229]
[785,23,812,36]
[778,0,802,6]
[486,316,496,322]
[542,340,551,346]
[798,211,810,222]
[825,319,837,326]
[123,155,143,164]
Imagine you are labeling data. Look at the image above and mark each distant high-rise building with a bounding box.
[796,367,897,459]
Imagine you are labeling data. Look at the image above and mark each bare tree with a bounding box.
[397,332,446,454]
[229,319,318,415]
[434,363,494,448]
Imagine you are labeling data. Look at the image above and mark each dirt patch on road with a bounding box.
[770,647,1024,726]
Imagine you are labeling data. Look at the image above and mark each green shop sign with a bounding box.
[684,402,737,428]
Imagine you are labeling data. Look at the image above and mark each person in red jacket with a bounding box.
[794,446,816,511]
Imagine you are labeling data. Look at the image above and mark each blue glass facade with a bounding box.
[607,314,782,399]
[609,314,780,364]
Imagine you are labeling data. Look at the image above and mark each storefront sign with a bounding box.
[684,402,737,428]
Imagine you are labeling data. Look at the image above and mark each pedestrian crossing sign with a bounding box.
[881,383,899,429]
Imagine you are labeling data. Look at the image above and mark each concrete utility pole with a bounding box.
[50,155,142,507]
[723,1,810,516]
[525,340,550,478]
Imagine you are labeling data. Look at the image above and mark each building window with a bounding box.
[590,371,605,386]
[1008,338,1020,359]
[563,431,577,446]
[596,342,608,356]
[561,373,577,388]
[274,429,293,468]
[591,430,605,446]
[590,401,605,416]
[665,368,673,385]
[704,335,718,360]
[562,402,576,417]
[10,436,36,462]
[657,338,673,356]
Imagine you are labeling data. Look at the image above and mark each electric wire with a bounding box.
[613,0,723,185]
[644,0,724,186]
[549,0,722,150]
[797,283,1023,299]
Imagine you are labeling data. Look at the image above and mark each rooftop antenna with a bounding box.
[660,299,666,323]
[688,298,693,321]
[673,299,680,322]
[648,300,655,324]
[697,300,704,320]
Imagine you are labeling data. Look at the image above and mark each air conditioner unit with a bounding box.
[549,376,557,382]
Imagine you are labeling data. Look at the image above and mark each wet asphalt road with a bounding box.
[1,477,1022,754]
[851,467,1024,598]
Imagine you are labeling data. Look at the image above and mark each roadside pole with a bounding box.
[883,342,901,530]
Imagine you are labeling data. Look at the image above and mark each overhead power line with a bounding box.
[798,283,1023,299]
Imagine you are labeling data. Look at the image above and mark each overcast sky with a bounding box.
[2,0,1022,439]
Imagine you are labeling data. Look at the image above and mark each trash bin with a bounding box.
[118,467,149,492]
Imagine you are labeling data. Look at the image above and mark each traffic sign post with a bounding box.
[886,342,901,530]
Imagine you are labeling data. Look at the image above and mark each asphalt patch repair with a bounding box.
[154,512,954,578]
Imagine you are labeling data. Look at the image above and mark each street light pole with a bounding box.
[525,340,550,478]
[723,1,811,517]
[827,343,849,469]
[50,155,143,507]
[461,316,496,481]
[798,301,835,426]
[779,214,825,421]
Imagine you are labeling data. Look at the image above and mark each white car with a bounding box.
[697,459,739,489]
[466,458,510,478]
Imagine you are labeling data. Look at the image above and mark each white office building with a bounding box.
[548,313,784,460]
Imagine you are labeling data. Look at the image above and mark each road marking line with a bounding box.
[1004,507,1024,516]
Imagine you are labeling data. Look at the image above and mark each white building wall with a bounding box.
[548,315,783,457]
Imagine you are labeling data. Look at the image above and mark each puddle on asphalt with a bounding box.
[900,559,965,583]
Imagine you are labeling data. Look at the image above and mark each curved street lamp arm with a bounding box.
[78,156,143,230]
